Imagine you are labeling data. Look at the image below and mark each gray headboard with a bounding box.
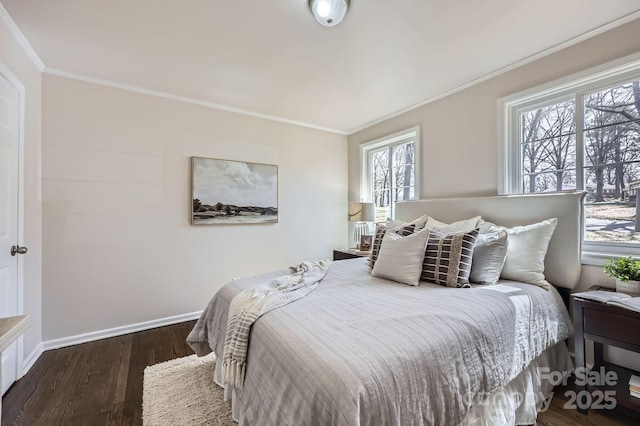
[395,192,586,289]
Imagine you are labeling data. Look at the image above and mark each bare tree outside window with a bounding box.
[521,101,576,193]
[583,81,640,241]
[392,143,415,202]
[585,82,640,199]
[519,80,640,243]
[369,141,416,221]
[371,149,390,214]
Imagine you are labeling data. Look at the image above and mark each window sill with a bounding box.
[582,251,617,266]
[582,248,640,266]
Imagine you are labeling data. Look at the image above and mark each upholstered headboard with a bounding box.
[395,192,586,289]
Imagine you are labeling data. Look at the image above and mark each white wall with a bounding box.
[348,18,640,291]
[348,18,640,370]
[41,75,347,342]
[0,15,42,370]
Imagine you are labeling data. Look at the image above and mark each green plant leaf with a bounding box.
[603,257,640,281]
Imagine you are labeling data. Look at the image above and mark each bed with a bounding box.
[187,192,585,425]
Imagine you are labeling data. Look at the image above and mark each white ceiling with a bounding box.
[3,1,640,133]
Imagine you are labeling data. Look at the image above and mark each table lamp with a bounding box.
[348,202,375,249]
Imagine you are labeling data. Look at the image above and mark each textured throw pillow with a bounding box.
[369,224,415,269]
[422,229,478,288]
[426,216,482,234]
[499,218,558,289]
[372,228,431,286]
[469,230,509,285]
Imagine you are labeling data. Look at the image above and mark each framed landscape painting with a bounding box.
[191,157,278,225]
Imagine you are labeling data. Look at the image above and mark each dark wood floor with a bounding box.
[537,384,638,426]
[2,321,638,425]
[2,321,196,426]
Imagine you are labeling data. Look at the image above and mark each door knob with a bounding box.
[10,245,27,256]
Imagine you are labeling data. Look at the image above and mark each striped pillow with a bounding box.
[369,224,415,269]
[421,229,478,287]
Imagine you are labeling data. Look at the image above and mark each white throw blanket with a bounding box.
[221,259,331,389]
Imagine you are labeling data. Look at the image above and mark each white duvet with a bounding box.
[187,258,573,425]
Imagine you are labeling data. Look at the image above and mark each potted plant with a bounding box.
[603,257,640,296]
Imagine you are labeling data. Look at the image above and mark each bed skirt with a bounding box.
[461,341,572,425]
[213,341,572,425]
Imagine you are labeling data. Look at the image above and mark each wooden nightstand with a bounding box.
[573,288,640,417]
[332,249,370,261]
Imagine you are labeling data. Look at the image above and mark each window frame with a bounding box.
[360,126,421,220]
[498,53,640,265]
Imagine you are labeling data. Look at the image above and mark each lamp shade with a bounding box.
[348,202,375,222]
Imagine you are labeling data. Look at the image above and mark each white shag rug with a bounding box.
[143,353,235,426]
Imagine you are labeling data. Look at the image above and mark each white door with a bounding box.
[0,70,20,395]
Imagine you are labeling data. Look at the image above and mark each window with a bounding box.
[361,127,420,221]
[520,99,577,194]
[499,53,640,264]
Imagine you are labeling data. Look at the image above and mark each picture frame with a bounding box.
[191,156,278,225]
[359,234,373,251]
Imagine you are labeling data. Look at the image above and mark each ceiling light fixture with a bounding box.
[309,0,350,27]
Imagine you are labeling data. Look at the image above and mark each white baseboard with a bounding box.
[42,311,202,351]
[22,342,43,376]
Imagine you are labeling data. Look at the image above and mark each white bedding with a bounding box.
[188,258,573,425]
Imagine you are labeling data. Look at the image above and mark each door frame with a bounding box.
[0,59,26,379]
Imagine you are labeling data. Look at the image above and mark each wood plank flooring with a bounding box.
[2,321,196,426]
[2,320,638,425]
[537,383,638,426]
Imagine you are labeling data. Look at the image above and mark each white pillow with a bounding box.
[470,230,509,285]
[499,218,558,289]
[426,216,481,234]
[477,218,498,234]
[387,214,428,231]
[371,228,430,286]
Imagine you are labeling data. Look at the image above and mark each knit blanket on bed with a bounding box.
[221,259,331,389]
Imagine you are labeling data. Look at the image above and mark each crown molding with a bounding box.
[43,67,348,135]
[0,3,45,71]
[0,2,345,134]
[345,10,640,135]
[3,2,638,136]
